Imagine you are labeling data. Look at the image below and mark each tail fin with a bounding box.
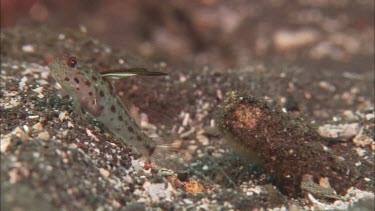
[134,107,192,170]
[147,136,188,170]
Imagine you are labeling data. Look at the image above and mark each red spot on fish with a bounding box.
[74,78,80,84]
[128,126,134,132]
[118,115,123,121]
[45,55,54,65]
[99,90,104,97]
[88,91,93,96]
[110,105,116,113]
[85,80,91,86]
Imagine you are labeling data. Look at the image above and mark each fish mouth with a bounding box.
[48,59,69,83]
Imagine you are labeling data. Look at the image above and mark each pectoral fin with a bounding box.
[100,68,168,80]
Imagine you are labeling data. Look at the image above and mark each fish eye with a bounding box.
[67,56,77,68]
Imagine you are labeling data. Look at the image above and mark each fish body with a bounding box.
[48,56,166,163]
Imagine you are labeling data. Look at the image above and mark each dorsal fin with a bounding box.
[100,67,168,124]
[100,68,168,80]
[101,76,117,96]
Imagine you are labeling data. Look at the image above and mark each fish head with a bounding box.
[48,56,85,92]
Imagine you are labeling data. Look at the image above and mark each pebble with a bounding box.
[188,145,198,152]
[12,126,29,141]
[182,113,190,126]
[18,76,28,91]
[23,125,30,134]
[301,174,339,200]
[21,44,35,53]
[318,177,332,189]
[353,127,374,148]
[57,33,66,40]
[8,169,21,184]
[308,193,347,210]
[32,87,44,93]
[145,182,173,202]
[355,148,366,157]
[183,199,193,205]
[118,58,124,64]
[59,111,67,122]
[32,122,44,131]
[1,135,11,152]
[40,71,50,79]
[86,129,99,141]
[318,123,359,140]
[308,188,374,210]
[196,204,210,211]
[343,110,357,120]
[61,130,69,137]
[28,115,40,119]
[99,168,110,177]
[365,113,374,121]
[319,81,336,92]
[331,34,360,53]
[274,29,319,50]
[133,161,144,172]
[353,135,374,148]
[158,168,174,177]
[67,121,74,129]
[364,178,371,182]
[196,134,209,146]
[289,204,302,211]
[4,97,20,109]
[37,131,50,140]
[179,74,187,82]
[177,172,189,181]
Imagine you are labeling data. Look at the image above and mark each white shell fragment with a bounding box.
[144,182,174,202]
[32,122,44,131]
[21,44,35,53]
[59,111,67,122]
[37,131,51,140]
[86,129,99,142]
[308,188,374,210]
[99,168,110,177]
[353,127,374,148]
[318,123,360,141]
[274,29,319,50]
[32,87,44,93]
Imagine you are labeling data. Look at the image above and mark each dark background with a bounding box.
[2,0,374,71]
